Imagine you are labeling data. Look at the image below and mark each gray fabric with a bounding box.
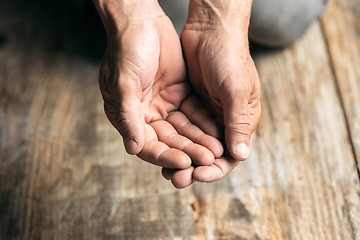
[249,0,328,47]
[158,0,328,47]
[158,0,189,35]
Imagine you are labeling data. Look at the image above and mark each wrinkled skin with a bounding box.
[96,0,261,188]
[162,26,262,184]
[99,14,225,188]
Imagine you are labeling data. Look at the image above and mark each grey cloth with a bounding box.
[158,0,189,34]
[158,0,328,47]
[249,0,328,46]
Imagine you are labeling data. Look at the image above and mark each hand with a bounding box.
[164,0,261,183]
[95,0,224,188]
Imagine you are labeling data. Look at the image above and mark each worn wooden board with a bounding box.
[0,34,197,240]
[0,0,360,239]
[188,22,360,239]
[321,0,360,171]
[0,2,198,239]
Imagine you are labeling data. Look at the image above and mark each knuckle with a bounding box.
[227,126,251,137]
[227,114,251,136]
[228,121,251,131]
[234,112,250,122]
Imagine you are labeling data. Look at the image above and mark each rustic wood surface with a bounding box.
[321,0,360,170]
[0,0,359,239]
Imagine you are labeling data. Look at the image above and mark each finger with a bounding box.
[101,64,145,155]
[137,125,191,169]
[104,100,145,154]
[220,80,254,161]
[192,154,240,183]
[138,141,192,169]
[180,95,223,139]
[151,120,215,166]
[167,111,224,158]
[171,166,195,189]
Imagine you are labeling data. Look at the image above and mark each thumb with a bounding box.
[103,71,146,155]
[222,85,252,161]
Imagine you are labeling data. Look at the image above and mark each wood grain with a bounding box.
[0,0,359,239]
[188,22,360,240]
[321,0,360,171]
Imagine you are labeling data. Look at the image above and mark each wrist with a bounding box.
[186,0,252,33]
[94,0,163,35]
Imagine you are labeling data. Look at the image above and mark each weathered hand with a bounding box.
[95,0,224,188]
[181,28,261,158]
[163,0,261,183]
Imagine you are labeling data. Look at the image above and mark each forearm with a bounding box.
[94,0,162,34]
[186,0,253,33]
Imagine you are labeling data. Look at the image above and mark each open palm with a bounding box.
[99,15,223,187]
[174,27,262,183]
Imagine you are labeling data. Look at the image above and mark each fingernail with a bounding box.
[235,143,249,160]
[124,137,138,154]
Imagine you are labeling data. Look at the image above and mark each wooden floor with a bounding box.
[0,0,359,239]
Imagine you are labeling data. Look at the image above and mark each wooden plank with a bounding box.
[321,0,360,170]
[0,40,199,240]
[187,22,360,239]
[0,33,201,240]
[0,3,199,239]
[1,0,360,240]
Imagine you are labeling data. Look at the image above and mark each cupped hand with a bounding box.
[165,21,262,184]
[98,9,224,185]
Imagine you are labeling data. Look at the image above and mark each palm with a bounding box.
[134,19,189,123]
[173,28,262,182]
[99,16,224,187]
